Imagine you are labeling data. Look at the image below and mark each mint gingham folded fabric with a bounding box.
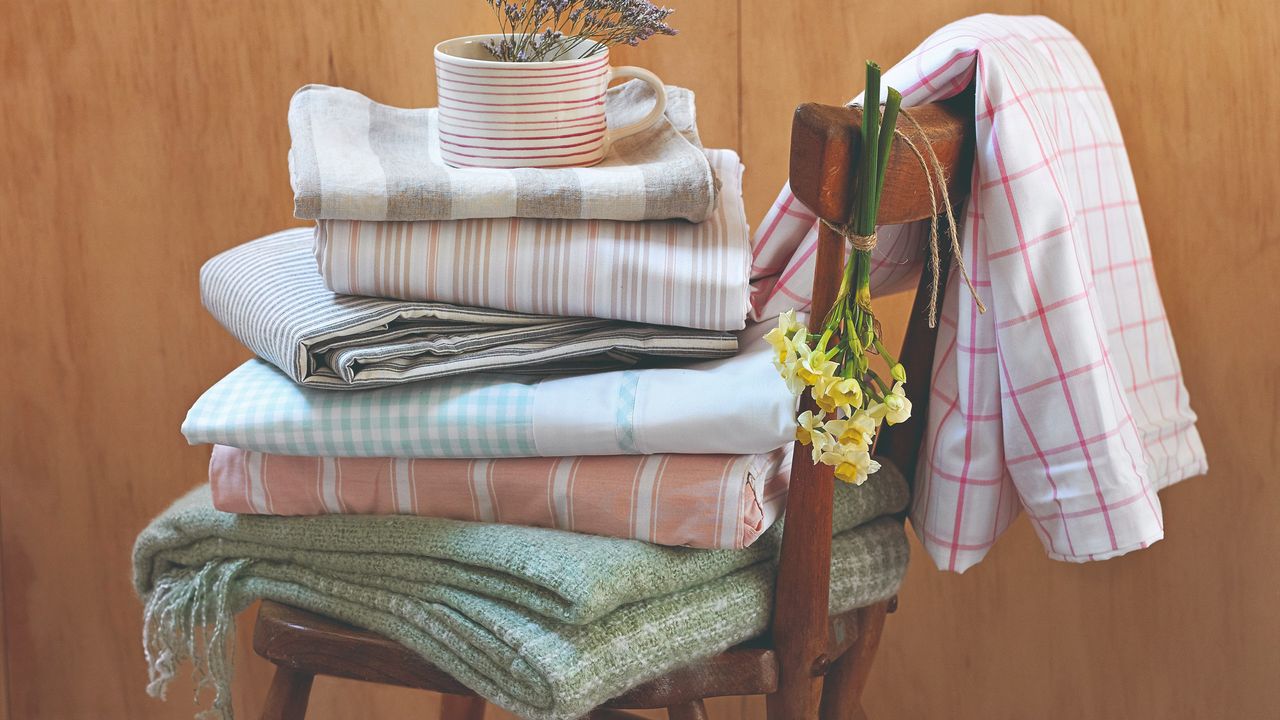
[749,15,1207,571]
[182,322,796,458]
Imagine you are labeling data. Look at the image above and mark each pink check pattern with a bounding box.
[750,15,1207,572]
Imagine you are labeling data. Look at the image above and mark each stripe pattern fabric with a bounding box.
[202,229,738,389]
[209,444,792,550]
[182,322,797,459]
[748,15,1207,571]
[288,81,718,222]
[314,149,750,330]
[435,52,613,169]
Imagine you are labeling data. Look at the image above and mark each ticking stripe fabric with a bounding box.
[749,15,1207,571]
[209,444,791,550]
[202,229,737,389]
[315,149,751,330]
[289,81,717,222]
[182,322,796,458]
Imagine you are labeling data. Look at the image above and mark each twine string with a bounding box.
[849,232,877,252]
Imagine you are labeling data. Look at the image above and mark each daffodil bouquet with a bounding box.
[766,62,911,486]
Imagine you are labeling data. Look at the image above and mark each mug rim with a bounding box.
[433,33,609,68]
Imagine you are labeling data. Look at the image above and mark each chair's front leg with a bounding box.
[260,665,314,720]
[667,699,709,719]
[817,600,890,720]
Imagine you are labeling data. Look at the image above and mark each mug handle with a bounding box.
[603,66,667,152]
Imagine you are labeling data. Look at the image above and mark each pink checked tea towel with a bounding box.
[751,14,1207,572]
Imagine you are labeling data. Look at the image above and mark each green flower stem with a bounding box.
[866,369,891,397]
[872,338,899,371]
[872,88,902,215]
[857,63,881,238]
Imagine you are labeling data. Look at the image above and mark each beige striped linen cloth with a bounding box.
[314,149,750,331]
[289,81,717,223]
[210,444,792,549]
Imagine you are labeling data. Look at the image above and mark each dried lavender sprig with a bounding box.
[482,0,676,62]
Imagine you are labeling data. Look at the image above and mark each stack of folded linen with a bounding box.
[139,81,911,720]
[183,81,818,550]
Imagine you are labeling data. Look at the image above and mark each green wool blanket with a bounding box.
[134,465,909,720]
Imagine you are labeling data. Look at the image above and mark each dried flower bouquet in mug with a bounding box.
[483,0,677,62]
[767,62,912,486]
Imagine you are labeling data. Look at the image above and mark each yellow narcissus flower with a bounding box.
[794,410,825,445]
[882,381,912,425]
[794,340,838,388]
[768,311,812,395]
[823,411,877,450]
[808,424,833,463]
[815,376,863,414]
[776,354,807,395]
[764,326,796,368]
[776,309,805,337]
[818,443,882,485]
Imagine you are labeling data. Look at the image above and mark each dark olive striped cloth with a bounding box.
[201,228,738,389]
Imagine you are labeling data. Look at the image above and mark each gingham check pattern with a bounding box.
[750,15,1206,571]
[183,360,538,457]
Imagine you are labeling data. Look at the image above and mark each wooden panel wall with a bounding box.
[1,1,1276,718]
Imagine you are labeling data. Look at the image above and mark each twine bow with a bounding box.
[822,107,986,328]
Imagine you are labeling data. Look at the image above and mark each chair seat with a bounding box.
[252,598,891,710]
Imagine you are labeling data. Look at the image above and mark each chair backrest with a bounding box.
[767,90,976,715]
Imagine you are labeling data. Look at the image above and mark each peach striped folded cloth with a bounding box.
[314,148,750,331]
[210,445,793,549]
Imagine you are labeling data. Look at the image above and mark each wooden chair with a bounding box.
[251,91,975,720]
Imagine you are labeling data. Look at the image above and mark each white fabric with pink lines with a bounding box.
[749,14,1206,571]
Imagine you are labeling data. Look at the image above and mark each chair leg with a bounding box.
[667,699,709,720]
[440,694,487,719]
[818,600,890,720]
[260,665,314,720]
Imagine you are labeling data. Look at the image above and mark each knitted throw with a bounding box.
[133,465,909,720]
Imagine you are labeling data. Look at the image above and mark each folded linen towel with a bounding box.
[315,148,751,330]
[202,229,737,389]
[210,444,791,549]
[183,321,795,458]
[135,466,908,720]
[289,82,717,223]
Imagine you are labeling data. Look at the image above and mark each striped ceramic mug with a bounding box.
[433,34,667,169]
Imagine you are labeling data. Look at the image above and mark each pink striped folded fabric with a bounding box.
[209,444,791,550]
[313,149,750,331]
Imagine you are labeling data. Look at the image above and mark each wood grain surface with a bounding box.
[1,1,1276,718]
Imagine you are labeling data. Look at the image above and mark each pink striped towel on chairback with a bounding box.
[209,445,791,550]
[750,14,1207,572]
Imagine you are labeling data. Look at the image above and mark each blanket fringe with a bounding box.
[142,559,249,720]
